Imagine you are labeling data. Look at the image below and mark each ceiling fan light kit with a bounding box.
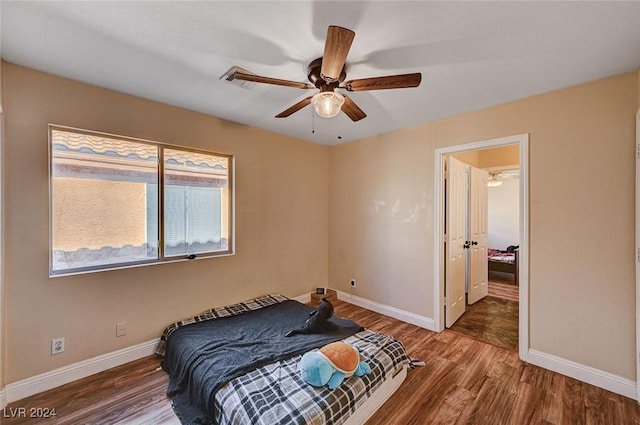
[488,173,503,187]
[311,92,345,118]
[225,25,421,123]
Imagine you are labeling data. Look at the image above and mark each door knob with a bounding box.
[471,241,478,246]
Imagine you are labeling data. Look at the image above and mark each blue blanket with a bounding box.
[163,299,364,424]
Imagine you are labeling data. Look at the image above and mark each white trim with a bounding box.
[635,108,640,402]
[528,349,636,399]
[3,288,633,406]
[334,290,436,331]
[4,339,159,404]
[518,135,530,362]
[334,286,635,399]
[329,287,635,399]
[0,101,4,408]
[2,293,307,404]
[292,293,311,304]
[433,133,530,361]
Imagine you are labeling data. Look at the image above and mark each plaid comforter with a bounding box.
[213,329,413,425]
[157,294,417,425]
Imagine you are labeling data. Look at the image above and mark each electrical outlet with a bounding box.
[51,337,65,355]
[350,279,357,288]
[116,322,127,337]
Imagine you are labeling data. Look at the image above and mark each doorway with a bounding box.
[433,134,529,361]
[447,153,519,350]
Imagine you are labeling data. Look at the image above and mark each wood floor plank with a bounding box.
[488,280,519,302]
[510,381,545,425]
[449,295,519,351]
[3,298,640,425]
[560,376,587,425]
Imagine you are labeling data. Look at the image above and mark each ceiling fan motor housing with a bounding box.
[308,58,345,91]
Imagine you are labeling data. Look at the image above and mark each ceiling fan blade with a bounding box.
[341,95,367,122]
[233,72,315,90]
[342,73,422,91]
[320,26,355,82]
[275,96,313,118]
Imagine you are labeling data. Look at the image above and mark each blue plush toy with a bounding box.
[299,341,371,390]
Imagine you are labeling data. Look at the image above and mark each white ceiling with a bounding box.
[2,1,639,146]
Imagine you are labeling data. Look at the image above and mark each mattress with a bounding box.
[158,294,415,425]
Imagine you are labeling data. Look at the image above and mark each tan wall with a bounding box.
[3,60,638,387]
[330,71,639,380]
[2,63,329,383]
[450,150,480,167]
[53,179,148,250]
[451,145,519,170]
[478,144,519,169]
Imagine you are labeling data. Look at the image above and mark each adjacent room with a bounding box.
[447,145,520,351]
[1,2,639,424]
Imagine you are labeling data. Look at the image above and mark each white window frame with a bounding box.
[48,125,234,277]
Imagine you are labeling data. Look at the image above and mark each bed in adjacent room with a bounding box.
[488,247,519,285]
[156,294,416,425]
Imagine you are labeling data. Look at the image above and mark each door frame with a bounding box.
[433,133,529,361]
[635,109,639,402]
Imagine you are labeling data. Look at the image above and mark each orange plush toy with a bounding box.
[299,341,371,390]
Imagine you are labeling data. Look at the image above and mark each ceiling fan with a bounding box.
[224,25,422,122]
[487,168,520,187]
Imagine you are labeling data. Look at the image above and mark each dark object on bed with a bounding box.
[162,299,364,425]
[285,297,337,337]
[488,247,519,285]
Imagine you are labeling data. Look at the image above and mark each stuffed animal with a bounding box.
[299,341,371,390]
[285,298,337,337]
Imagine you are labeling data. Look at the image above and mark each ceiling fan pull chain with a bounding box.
[337,112,343,140]
[311,106,316,134]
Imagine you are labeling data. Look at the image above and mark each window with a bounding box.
[49,126,233,276]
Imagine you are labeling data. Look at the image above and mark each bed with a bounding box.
[156,294,416,425]
[488,248,519,285]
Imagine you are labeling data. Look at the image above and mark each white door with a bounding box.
[445,157,467,327]
[468,166,489,304]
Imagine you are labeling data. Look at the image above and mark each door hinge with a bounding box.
[637,144,640,159]
[637,248,640,263]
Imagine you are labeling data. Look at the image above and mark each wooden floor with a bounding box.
[449,295,519,351]
[448,280,519,351]
[4,299,640,425]
[488,280,519,302]
[489,270,517,286]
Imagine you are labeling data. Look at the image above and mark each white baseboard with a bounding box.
[5,338,159,404]
[527,349,637,399]
[331,290,637,399]
[334,289,436,331]
[291,293,311,303]
[5,296,635,405]
[4,294,309,405]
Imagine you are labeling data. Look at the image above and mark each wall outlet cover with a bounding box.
[51,337,65,355]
